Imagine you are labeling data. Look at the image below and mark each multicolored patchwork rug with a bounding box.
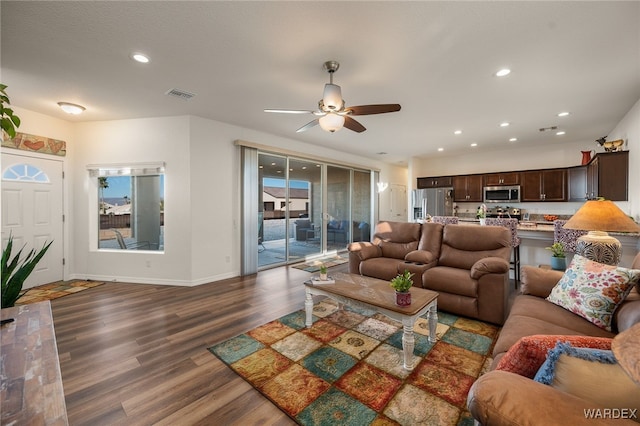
[16,280,104,305]
[291,254,349,272]
[209,300,500,425]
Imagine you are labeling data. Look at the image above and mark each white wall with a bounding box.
[6,107,407,285]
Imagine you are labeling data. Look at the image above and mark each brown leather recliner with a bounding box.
[421,224,511,325]
[348,221,443,286]
[348,221,511,324]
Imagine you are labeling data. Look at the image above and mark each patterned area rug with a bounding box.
[16,280,104,305]
[209,300,500,425]
[291,254,349,272]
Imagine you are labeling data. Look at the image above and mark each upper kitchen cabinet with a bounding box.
[483,172,520,186]
[417,176,453,188]
[587,151,628,201]
[453,175,483,202]
[521,169,567,201]
[568,166,588,202]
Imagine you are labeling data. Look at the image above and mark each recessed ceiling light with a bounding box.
[301,166,307,170]
[437,147,444,152]
[509,138,518,142]
[57,102,85,115]
[495,68,511,77]
[557,111,570,117]
[470,143,478,147]
[454,130,462,135]
[500,122,510,127]
[131,53,150,63]
[556,131,566,136]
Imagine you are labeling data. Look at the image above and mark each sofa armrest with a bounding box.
[404,250,437,264]
[470,257,509,280]
[468,371,633,426]
[520,265,564,298]
[347,242,381,261]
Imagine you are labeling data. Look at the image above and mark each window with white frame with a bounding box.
[87,162,165,251]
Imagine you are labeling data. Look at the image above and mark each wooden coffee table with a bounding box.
[304,272,438,370]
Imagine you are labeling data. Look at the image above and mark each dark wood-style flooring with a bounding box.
[51,264,338,425]
[51,264,515,425]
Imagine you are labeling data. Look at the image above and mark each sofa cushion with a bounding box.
[438,225,511,270]
[546,255,640,331]
[492,295,615,359]
[379,240,418,260]
[533,342,640,411]
[372,221,421,244]
[422,266,478,298]
[359,257,407,281]
[495,335,612,378]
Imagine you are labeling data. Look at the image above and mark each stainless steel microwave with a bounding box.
[483,186,521,203]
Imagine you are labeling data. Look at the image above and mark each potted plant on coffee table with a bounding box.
[390,270,414,306]
[546,242,566,271]
[318,264,328,281]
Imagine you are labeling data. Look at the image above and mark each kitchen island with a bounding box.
[457,218,640,270]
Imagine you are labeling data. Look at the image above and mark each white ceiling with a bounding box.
[1,1,639,165]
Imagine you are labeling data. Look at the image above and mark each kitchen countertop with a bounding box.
[457,218,639,236]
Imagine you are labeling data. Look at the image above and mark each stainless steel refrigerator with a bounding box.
[412,188,454,221]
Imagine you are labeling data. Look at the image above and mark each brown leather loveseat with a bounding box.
[348,221,512,325]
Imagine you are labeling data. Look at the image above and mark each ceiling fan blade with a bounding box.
[296,118,320,133]
[344,116,366,133]
[264,108,315,114]
[346,104,401,116]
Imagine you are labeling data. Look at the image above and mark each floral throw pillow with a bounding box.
[546,255,640,331]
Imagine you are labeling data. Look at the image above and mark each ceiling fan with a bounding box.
[264,60,401,133]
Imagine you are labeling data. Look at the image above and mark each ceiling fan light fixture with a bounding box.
[319,113,345,133]
[322,83,343,111]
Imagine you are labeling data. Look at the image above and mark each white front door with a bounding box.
[1,152,64,288]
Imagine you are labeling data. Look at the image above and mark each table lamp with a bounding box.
[563,199,640,266]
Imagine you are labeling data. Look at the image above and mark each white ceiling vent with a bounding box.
[165,88,196,101]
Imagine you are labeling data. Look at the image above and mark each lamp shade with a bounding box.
[319,113,345,133]
[322,83,343,111]
[563,200,640,233]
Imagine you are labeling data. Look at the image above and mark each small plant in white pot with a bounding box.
[319,264,328,281]
[546,242,566,271]
[390,270,414,306]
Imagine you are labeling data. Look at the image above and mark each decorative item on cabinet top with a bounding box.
[595,136,624,152]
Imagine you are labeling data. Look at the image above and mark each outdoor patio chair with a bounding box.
[112,229,150,250]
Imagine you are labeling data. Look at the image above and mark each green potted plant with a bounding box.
[2,234,53,308]
[1,84,21,141]
[319,264,328,281]
[390,270,414,306]
[546,242,566,271]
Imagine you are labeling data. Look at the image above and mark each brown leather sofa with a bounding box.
[467,253,640,425]
[347,221,512,325]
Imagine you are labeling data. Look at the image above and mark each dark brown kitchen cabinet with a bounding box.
[417,176,453,188]
[453,175,483,202]
[586,151,628,201]
[521,169,566,201]
[483,172,520,186]
[568,166,588,202]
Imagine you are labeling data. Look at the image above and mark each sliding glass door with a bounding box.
[243,146,375,272]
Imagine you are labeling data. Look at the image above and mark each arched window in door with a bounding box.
[2,163,50,183]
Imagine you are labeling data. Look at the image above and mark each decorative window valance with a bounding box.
[86,162,165,177]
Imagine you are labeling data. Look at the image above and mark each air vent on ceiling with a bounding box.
[165,88,196,101]
[539,126,558,132]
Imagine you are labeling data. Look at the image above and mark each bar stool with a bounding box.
[485,218,520,287]
[553,219,588,254]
